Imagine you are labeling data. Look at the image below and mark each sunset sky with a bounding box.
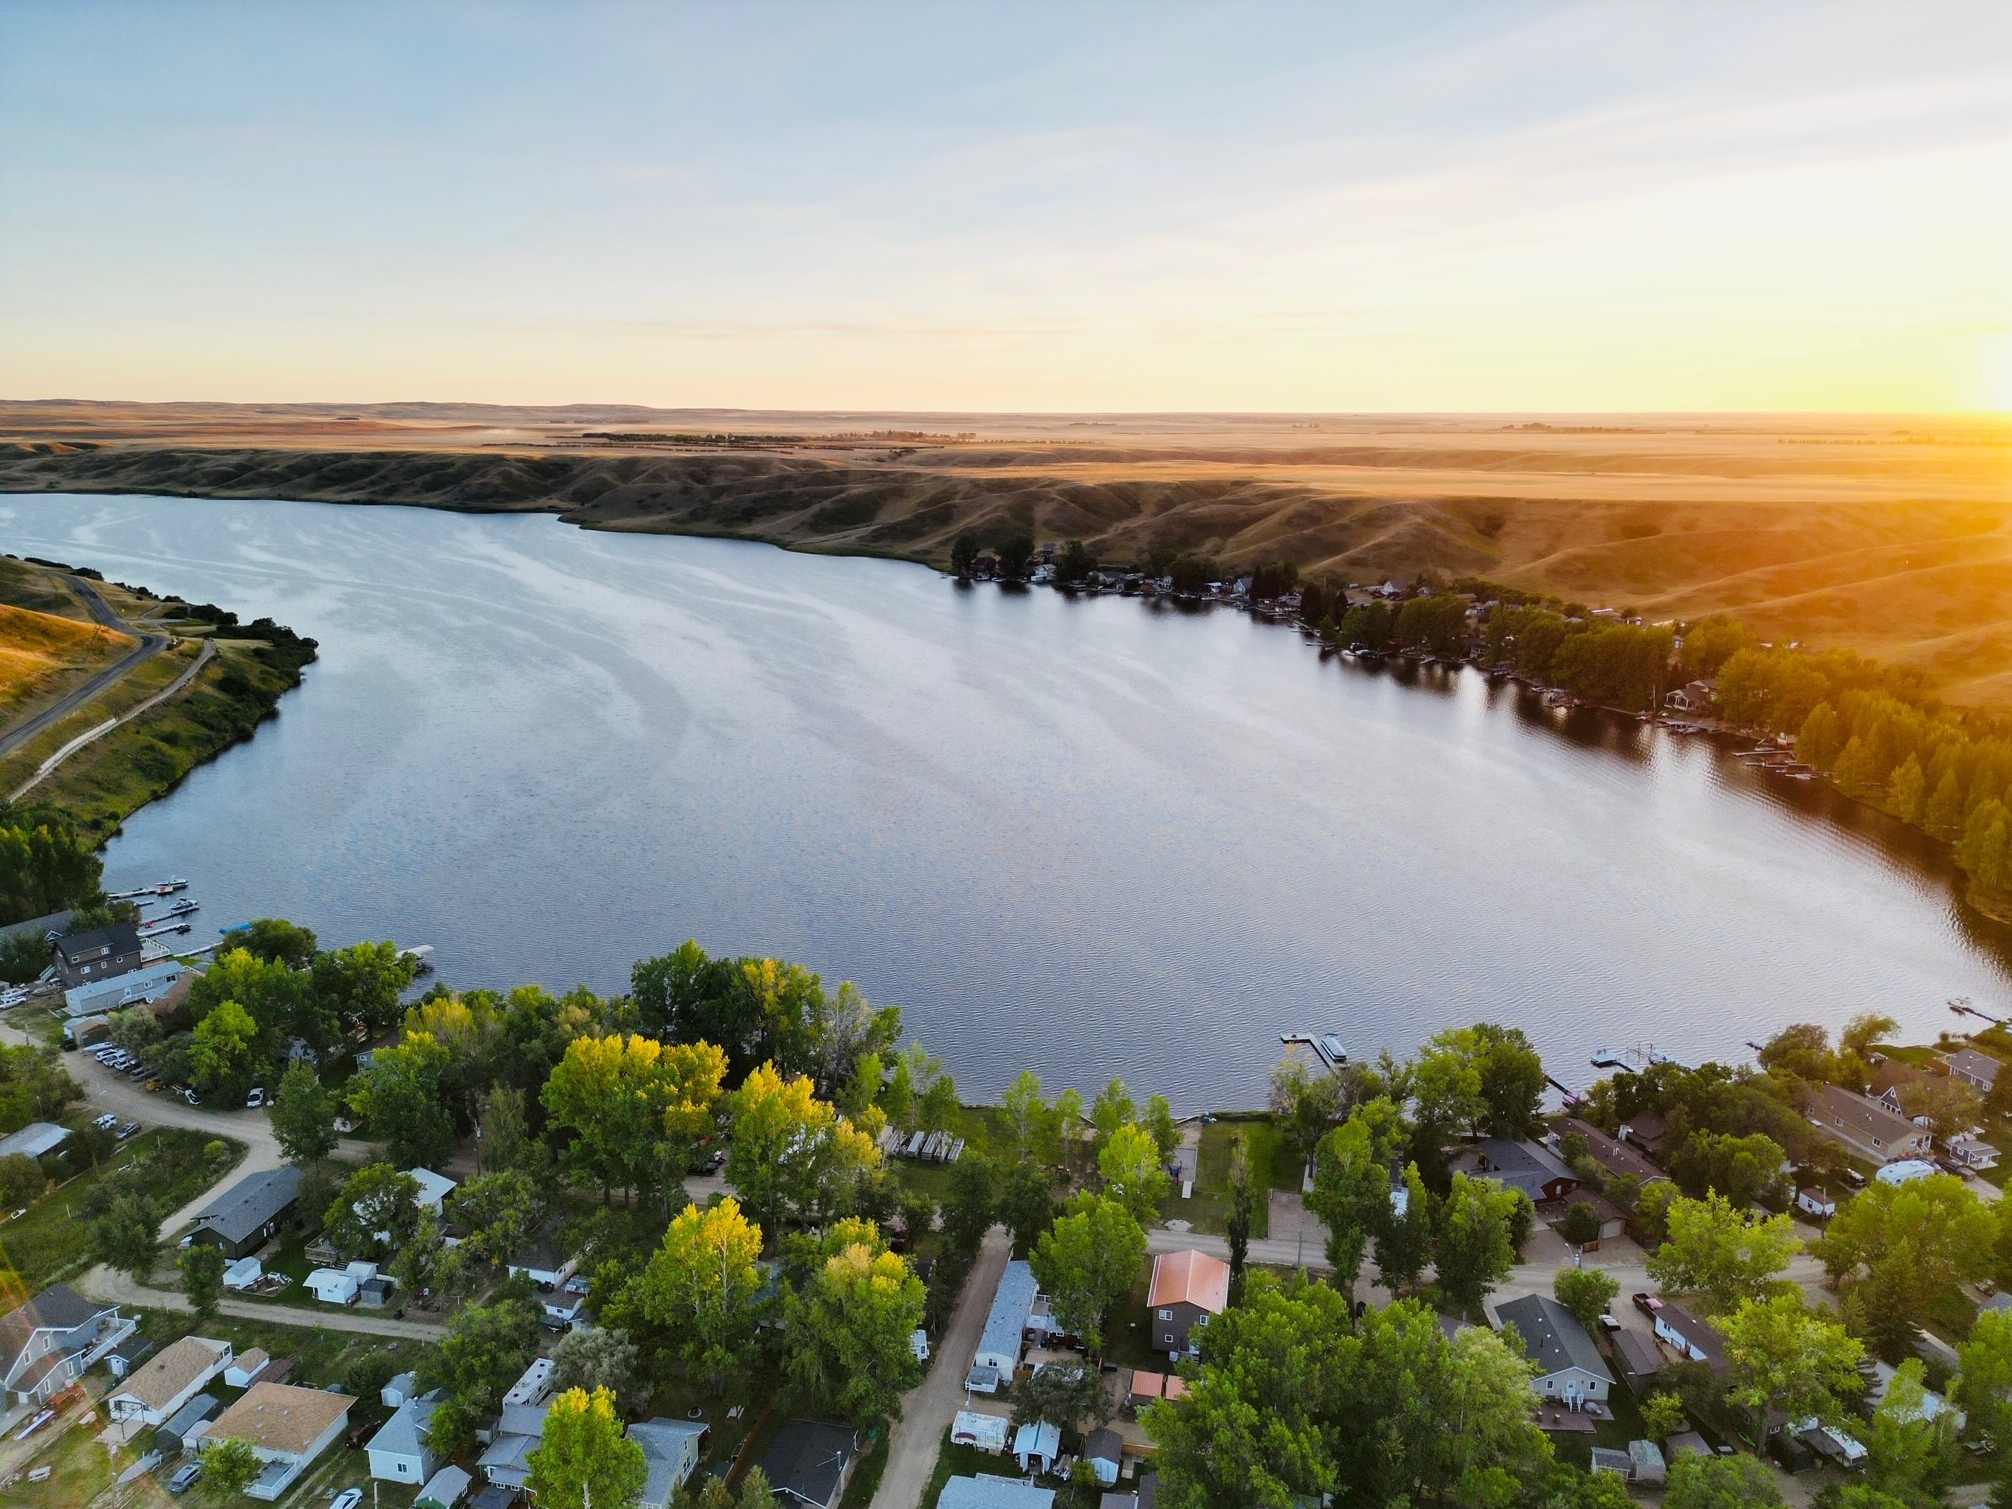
[4,2,2010,412]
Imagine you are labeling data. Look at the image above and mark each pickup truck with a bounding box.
[1631,1292,1664,1319]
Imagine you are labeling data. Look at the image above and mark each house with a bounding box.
[1806,1085,1933,1166]
[1652,1303,1728,1374]
[418,1465,474,1509]
[226,1349,271,1389]
[504,1222,577,1290]
[1609,1331,1664,1397]
[1012,1420,1062,1475]
[1082,1429,1124,1487]
[0,1123,69,1162]
[0,1284,133,1405]
[541,1291,584,1330]
[1147,1249,1230,1357]
[1949,1048,2003,1095]
[206,1382,356,1500]
[1947,1134,2001,1172]
[1555,1119,1666,1186]
[762,1420,859,1509]
[409,1167,457,1212]
[185,1166,303,1259]
[970,1260,1038,1391]
[1796,1188,1837,1220]
[1495,1295,1612,1406]
[108,1335,232,1426]
[306,1268,360,1305]
[480,1403,552,1489]
[158,1393,221,1456]
[50,922,142,988]
[1452,1139,1578,1203]
[951,1411,1011,1454]
[629,1418,708,1509]
[1663,680,1716,716]
[1869,1058,1931,1115]
[939,1477,1057,1509]
[368,1394,441,1484]
[62,959,187,1018]
[1619,1113,1673,1161]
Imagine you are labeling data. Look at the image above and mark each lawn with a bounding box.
[134,1306,435,1396]
[1165,1115,1294,1239]
[3,1412,116,1509]
[1100,1265,1168,1372]
[638,1365,778,1481]
[0,1128,244,1290]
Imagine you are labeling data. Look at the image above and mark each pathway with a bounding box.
[75,1262,447,1339]
[0,577,169,760]
[10,639,216,801]
[870,1227,1011,1509]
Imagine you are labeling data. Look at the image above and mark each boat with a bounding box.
[1320,1033,1349,1065]
[166,898,199,916]
[1590,1049,1626,1069]
[153,877,189,894]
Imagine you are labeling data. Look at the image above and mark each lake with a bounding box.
[6,492,2010,1109]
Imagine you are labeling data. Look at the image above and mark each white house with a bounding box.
[408,1167,457,1212]
[1652,1304,1727,1373]
[1012,1420,1061,1475]
[304,1268,360,1305]
[1796,1188,1837,1220]
[970,1260,1038,1391]
[106,1335,232,1427]
[1495,1296,1612,1406]
[225,1348,272,1389]
[368,1395,441,1484]
[206,1382,356,1501]
[630,1418,709,1509]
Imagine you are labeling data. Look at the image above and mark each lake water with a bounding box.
[6,493,2010,1109]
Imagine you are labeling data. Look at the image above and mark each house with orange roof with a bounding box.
[1147,1249,1229,1358]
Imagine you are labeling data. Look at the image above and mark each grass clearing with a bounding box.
[2,1413,116,1509]
[0,1128,245,1291]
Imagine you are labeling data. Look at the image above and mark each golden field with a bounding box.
[2,401,2008,708]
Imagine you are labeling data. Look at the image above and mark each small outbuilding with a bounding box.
[1012,1420,1061,1476]
[1082,1429,1124,1487]
[418,1465,474,1509]
[1627,1439,1667,1484]
[304,1268,360,1305]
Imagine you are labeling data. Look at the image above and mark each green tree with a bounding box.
[1030,1194,1146,1354]
[527,1387,648,1509]
[1641,1390,1688,1443]
[1557,1201,1603,1250]
[1307,1116,1392,1294]
[940,1155,995,1260]
[421,1280,543,1450]
[727,1062,880,1236]
[1374,1162,1435,1296]
[1864,1357,1955,1504]
[543,1033,728,1206]
[91,1189,159,1279]
[180,1241,225,1323]
[199,1438,263,1497]
[640,1197,767,1392]
[1816,1174,1994,1348]
[1267,1056,1343,1170]
[1646,1194,1800,1312]
[1011,1361,1112,1435]
[1662,1452,1785,1509]
[1956,1310,2012,1450]
[550,1326,641,1415]
[1889,756,1928,824]
[449,1168,546,1265]
[186,947,312,1062]
[349,1031,457,1168]
[1225,1138,1254,1306]
[1552,1266,1619,1336]
[309,939,419,1036]
[323,1162,422,1260]
[950,532,979,576]
[189,998,262,1101]
[393,1208,447,1298]
[270,1061,338,1164]
[0,1153,41,1209]
[1000,1071,1052,1159]
[997,1158,1056,1255]
[1098,1123,1171,1223]
[1718,1291,1864,1447]
[995,533,1036,579]
[1089,1078,1136,1151]
[783,1241,926,1424]
[235,917,319,970]
[1435,1173,1521,1318]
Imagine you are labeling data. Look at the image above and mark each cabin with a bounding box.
[368,1395,441,1484]
[1495,1295,1612,1406]
[106,1335,232,1427]
[1147,1249,1230,1357]
[504,1223,577,1290]
[1652,1303,1728,1374]
[1554,1119,1666,1187]
[50,923,142,988]
[1796,1187,1837,1220]
[305,1268,360,1305]
[185,1167,303,1260]
[762,1420,859,1509]
[206,1382,356,1500]
[1950,1048,2003,1095]
[0,1284,134,1406]
[1453,1138,1578,1203]
[1663,680,1716,716]
[1618,1113,1673,1161]
[969,1260,1038,1391]
[1805,1085,1933,1166]
[1946,1134,2000,1171]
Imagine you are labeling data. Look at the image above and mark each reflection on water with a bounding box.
[4,492,2008,1108]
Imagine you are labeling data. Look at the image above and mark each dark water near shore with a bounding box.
[6,493,2011,1108]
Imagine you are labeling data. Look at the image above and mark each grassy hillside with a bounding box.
[0,600,133,723]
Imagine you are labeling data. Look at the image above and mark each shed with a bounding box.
[1796,1188,1836,1220]
[0,1124,69,1162]
[1083,1428,1123,1487]
[304,1269,360,1305]
[1012,1420,1061,1475]
[158,1393,221,1456]
[222,1257,264,1291]
[225,1349,270,1388]
[418,1464,474,1509]
[951,1411,1010,1454]
[1588,1447,1632,1478]
[1610,1330,1664,1396]
[1665,1431,1711,1460]
[1627,1440,1667,1484]
[382,1371,418,1408]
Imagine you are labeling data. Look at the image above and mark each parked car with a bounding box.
[332,1490,364,1509]
[1632,1292,1663,1318]
[116,1121,141,1141]
[1598,1312,1622,1332]
[1842,1168,1867,1189]
[167,1462,203,1495]
[245,1086,266,1110]
[93,1113,118,1131]
[183,1088,200,1106]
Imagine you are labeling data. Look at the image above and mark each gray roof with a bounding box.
[0,1284,111,1369]
[1495,1294,1613,1384]
[53,923,140,964]
[419,1465,473,1509]
[1950,1048,2003,1087]
[763,1420,857,1509]
[1981,1293,2012,1316]
[978,1261,1037,1362]
[369,1397,440,1462]
[1655,1302,1727,1367]
[1083,1428,1122,1464]
[938,1477,1057,1509]
[190,1166,303,1246]
[630,1418,708,1509]
[160,1393,221,1439]
[1463,1139,1574,1195]
[0,1123,70,1160]
[1610,1329,1663,1384]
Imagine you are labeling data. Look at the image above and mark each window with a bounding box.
[1156,1309,1171,1321]
[1196,1315,1208,1327]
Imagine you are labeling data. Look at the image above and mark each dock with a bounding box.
[1280,1031,1350,1072]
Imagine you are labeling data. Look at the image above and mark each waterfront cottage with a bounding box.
[1555,1119,1666,1187]
[1869,1059,1932,1116]
[1453,1139,1578,1203]
[1495,1295,1612,1406]
[50,922,142,988]
[1618,1113,1672,1161]
[1805,1085,1933,1166]
[1949,1048,2003,1094]
[970,1260,1038,1391]
[1147,1249,1230,1357]
[1,1284,134,1406]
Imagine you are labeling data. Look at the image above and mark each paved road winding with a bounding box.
[0,576,169,760]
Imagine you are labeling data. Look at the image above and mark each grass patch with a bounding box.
[5,1412,116,1509]
[136,1305,435,1394]
[0,1128,244,1290]
[836,1427,891,1509]
[638,1367,776,1478]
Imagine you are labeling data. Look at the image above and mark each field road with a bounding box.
[0,576,169,760]
[9,639,216,802]
[870,1226,1011,1509]
[77,1262,448,1338]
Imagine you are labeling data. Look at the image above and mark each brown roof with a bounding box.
[113,1336,227,1411]
[210,1382,355,1456]
[1148,1250,1230,1314]
[1869,1061,1932,1101]
[1807,1084,1924,1151]
[233,1348,269,1374]
[1558,1119,1664,1184]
